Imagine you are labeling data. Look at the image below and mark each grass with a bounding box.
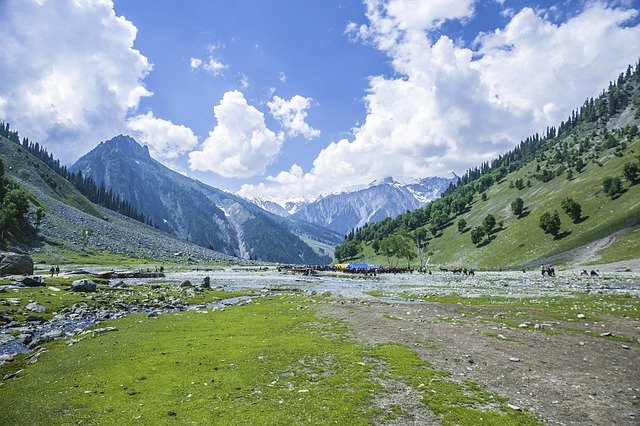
[399,292,640,322]
[0,296,380,424]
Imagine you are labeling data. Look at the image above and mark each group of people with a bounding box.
[49,265,60,277]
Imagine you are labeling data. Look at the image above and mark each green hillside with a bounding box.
[336,63,640,269]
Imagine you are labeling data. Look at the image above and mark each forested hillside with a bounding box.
[335,61,640,269]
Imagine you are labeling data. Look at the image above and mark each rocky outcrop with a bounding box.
[0,252,34,276]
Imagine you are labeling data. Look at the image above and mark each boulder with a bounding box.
[0,252,34,276]
[71,279,97,292]
[25,302,47,314]
[179,280,193,288]
[18,276,44,287]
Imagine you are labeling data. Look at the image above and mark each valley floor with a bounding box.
[1,265,639,424]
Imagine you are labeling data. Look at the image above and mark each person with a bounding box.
[49,266,55,277]
[540,264,545,276]
[55,266,60,276]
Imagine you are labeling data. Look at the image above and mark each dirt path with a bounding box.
[320,298,640,425]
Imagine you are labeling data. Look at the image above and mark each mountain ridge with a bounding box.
[249,176,456,235]
[71,135,338,264]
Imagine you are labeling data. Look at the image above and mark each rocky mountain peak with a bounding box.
[99,134,151,160]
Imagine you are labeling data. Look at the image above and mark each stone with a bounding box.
[71,279,97,292]
[0,252,34,276]
[577,314,586,319]
[0,333,14,344]
[17,276,44,287]
[509,357,521,362]
[600,332,612,337]
[180,280,193,288]
[25,302,47,314]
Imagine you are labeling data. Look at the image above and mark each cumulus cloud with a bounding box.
[189,91,284,178]
[190,46,227,75]
[268,95,320,139]
[0,0,152,162]
[239,0,640,204]
[126,111,198,160]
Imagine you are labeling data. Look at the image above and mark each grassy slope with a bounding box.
[0,136,103,218]
[357,123,640,269]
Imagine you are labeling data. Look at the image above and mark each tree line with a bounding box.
[0,122,153,226]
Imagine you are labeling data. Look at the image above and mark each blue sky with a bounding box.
[1,0,639,203]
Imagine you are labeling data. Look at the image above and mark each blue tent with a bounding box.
[346,263,379,269]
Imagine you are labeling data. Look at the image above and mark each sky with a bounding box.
[1,0,639,205]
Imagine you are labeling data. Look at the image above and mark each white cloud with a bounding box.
[190,46,227,75]
[278,72,287,83]
[126,111,198,160]
[0,0,152,162]
[188,91,284,178]
[268,95,321,139]
[240,0,640,204]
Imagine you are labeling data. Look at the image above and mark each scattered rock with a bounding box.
[577,314,586,319]
[0,252,34,276]
[71,279,97,292]
[26,347,48,364]
[180,280,193,288]
[622,345,630,350]
[506,404,521,411]
[600,332,612,337]
[81,326,117,335]
[509,357,521,362]
[25,302,47,314]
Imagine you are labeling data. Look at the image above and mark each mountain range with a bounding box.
[70,136,337,264]
[250,176,456,235]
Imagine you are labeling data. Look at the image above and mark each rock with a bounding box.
[180,280,193,288]
[506,404,521,411]
[509,357,521,362]
[0,354,14,363]
[25,302,47,314]
[71,279,97,292]
[622,345,630,349]
[0,314,13,324]
[26,347,48,364]
[25,315,45,323]
[0,252,34,276]
[600,332,612,337]
[0,333,14,344]
[577,314,586,319]
[81,326,117,335]
[17,276,44,287]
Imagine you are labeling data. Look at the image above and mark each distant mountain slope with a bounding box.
[251,176,455,235]
[0,135,234,263]
[337,62,640,268]
[70,136,337,264]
